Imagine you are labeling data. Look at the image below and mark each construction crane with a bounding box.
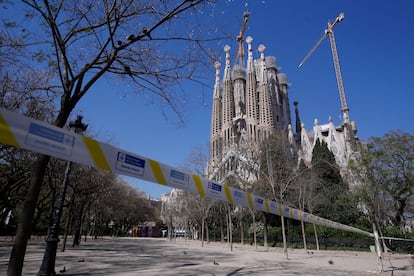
[235,11,250,67]
[299,13,350,122]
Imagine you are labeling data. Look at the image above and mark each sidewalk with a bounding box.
[1,236,413,275]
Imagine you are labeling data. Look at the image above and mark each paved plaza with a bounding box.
[1,236,414,275]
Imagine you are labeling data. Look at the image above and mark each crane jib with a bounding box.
[298,13,349,121]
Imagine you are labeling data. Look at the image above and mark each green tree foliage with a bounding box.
[350,130,414,231]
[311,139,359,224]
[375,131,414,230]
[296,159,312,211]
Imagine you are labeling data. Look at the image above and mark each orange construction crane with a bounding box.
[299,13,350,122]
[235,11,250,67]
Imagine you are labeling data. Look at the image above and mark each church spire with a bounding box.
[223,45,231,80]
[213,61,221,97]
[222,45,235,149]
[210,61,222,163]
[293,101,301,135]
[245,36,257,120]
[258,44,267,82]
[258,44,275,135]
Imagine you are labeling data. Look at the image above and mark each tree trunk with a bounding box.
[313,223,320,251]
[227,204,233,252]
[61,213,72,252]
[7,154,50,276]
[72,201,86,247]
[168,216,173,241]
[220,218,224,243]
[396,200,407,232]
[205,220,209,244]
[62,197,75,252]
[229,213,233,252]
[240,219,244,245]
[226,213,229,245]
[184,219,188,244]
[372,222,384,272]
[280,215,288,259]
[375,217,388,252]
[263,213,268,247]
[252,212,257,250]
[301,219,307,251]
[201,217,205,247]
[83,203,91,242]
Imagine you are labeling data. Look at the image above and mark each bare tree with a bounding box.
[209,202,227,243]
[160,189,189,241]
[258,133,297,259]
[180,143,217,246]
[0,27,56,235]
[3,1,228,274]
[295,160,311,251]
[186,193,215,246]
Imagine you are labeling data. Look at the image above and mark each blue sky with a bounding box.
[76,0,414,199]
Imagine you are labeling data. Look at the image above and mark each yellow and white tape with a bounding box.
[0,107,372,237]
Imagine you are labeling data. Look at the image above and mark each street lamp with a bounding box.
[38,115,87,276]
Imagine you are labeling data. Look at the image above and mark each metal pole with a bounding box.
[38,115,87,276]
[37,161,72,275]
[373,224,384,272]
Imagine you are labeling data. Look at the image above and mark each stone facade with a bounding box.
[208,36,361,185]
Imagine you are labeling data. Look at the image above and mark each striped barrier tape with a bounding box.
[0,107,372,237]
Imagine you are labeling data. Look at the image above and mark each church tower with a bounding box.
[208,35,292,183]
[208,13,361,188]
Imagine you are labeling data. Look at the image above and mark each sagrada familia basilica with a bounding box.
[207,14,361,186]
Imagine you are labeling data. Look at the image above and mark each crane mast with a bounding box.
[299,13,349,122]
[235,11,250,67]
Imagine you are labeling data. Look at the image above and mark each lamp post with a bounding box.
[38,115,87,276]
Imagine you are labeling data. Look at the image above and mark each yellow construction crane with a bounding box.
[235,11,250,66]
[299,13,350,122]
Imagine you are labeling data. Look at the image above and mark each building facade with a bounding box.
[207,36,360,186]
